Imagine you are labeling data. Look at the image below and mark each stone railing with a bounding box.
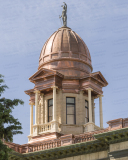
[26,139,61,153]
[38,121,60,134]
[38,123,52,133]
[32,121,60,136]
[5,128,109,154]
[6,118,128,154]
[73,134,95,144]
[24,135,95,153]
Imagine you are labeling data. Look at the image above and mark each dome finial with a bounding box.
[59,2,67,27]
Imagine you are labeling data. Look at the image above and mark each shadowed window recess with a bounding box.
[48,99,53,122]
[85,100,89,123]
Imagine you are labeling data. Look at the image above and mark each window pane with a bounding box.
[85,108,88,117]
[67,98,75,103]
[49,106,53,116]
[67,115,74,124]
[49,116,52,122]
[85,117,89,123]
[67,105,74,114]
[85,100,88,107]
[49,99,53,106]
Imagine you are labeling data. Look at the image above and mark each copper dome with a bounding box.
[39,27,93,77]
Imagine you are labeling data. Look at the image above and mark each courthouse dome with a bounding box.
[39,27,93,77]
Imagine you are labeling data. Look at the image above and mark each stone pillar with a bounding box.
[34,90,40,125]
[45,99,48,123]
[40,93,44,124]
[51,86,59,133]
[51,86,58,121]
[93,104,95,123]
[99,95,103,128]
[87,88,93,123]
[92,97,95,123]
[84,88,94,132]
[29,102,34,135]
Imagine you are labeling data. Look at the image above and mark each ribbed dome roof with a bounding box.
[39,27,93,77]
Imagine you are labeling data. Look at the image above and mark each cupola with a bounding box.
[25,3,108,143]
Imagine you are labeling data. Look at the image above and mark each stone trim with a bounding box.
[94,127,128,144]
[9,139,108,160]
[109,149,128,159]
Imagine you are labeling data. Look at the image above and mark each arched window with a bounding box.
[66,97,76,124]
[48,99,53,122]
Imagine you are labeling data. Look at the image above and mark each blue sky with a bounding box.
[0,0,128,145]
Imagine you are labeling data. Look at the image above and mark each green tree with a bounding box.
[0,74,24,160]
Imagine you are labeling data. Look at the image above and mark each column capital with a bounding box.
[51,86,58,89]
[34,90,40,94]
[86,88,93,91]
[97,94,104,98]
[29,102,35,106]
[80,90,84,94]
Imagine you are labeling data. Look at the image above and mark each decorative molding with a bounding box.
[9,139,108,160]
[94,127,128,144]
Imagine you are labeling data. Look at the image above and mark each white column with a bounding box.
[34,90,40,125]
[45,99,48,123]
[87,88,93,123]
[29,102,34,135]
[93,104,95,123]
[51,86,58,121]
[92,98,95,123]
[83,88,94,132]
[99,95,103,128]
[41,93,44,124]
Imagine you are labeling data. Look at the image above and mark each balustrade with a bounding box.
[5,128,109,154]
[34,121,60,134]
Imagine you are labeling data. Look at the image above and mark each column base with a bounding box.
[33,124,39,136]
[51,121,60,132]
[83,122,95,132]
[28,135,33,142]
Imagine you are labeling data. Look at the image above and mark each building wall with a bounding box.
[110,141,128,152]
[57,151,108,160]
[109,141,128,160]
[38,89,95,135]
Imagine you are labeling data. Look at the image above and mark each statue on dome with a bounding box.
[59,2,67,27]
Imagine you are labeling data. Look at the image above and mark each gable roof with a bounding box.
[90,71,108,86]
[29,68,64,83]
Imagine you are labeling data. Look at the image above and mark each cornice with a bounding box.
[94,127,128,144]
[9,139,108,160]
[38,57,93,72]
[8,127,128,159]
